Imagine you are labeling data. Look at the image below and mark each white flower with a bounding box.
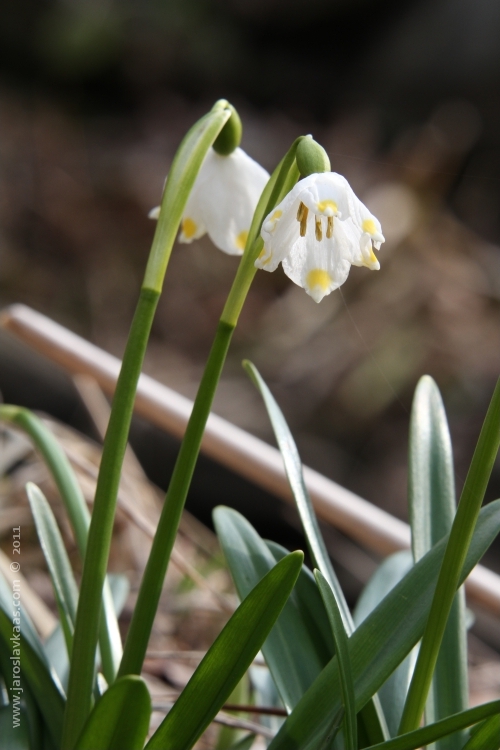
[150,147,269,256]
[256,172,385,302]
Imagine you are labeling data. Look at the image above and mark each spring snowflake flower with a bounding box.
[150,147,269,256]
[256,172,385,302]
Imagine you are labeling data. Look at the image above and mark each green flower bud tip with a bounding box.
[296,136,331,177]
[213,103,243,156]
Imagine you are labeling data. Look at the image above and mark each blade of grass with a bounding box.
[26,483,78,656]
[74,676,151,750]
[315,570,357,750]
[0,406,121,685]
[399,378,500,735]
[145,551,304,750]
[408,376,467,748]
[243,360,389,744]
[266,498,500,750]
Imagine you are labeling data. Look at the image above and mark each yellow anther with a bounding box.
[235,230,248,251]
[182,217,197,239]
[326,216,334,238]
[362,219,377,235]
[306,269,331,292]
[315,217,323,241]
[317,199,338,215]
[296,201,306,221]
[299,205,309,236]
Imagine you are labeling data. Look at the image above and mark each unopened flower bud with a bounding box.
[213,104,243,156]
[296,137,331,177]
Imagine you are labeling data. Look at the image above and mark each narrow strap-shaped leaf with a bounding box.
[461,714,500,750]
[267,499,500,750]
[0,635,44,750]
[400,378,500,734]
[214,507,332,712]
[408,376,467,747]
[26,483,79,655]
[243,361,389,744]
[0,406,122,684]
[0,705,32,749]
[0,608,65,748]
[74,676,151,750]
[354,551,414,738]
[365,702,500,750]
[146,551,304,750]
[315,570,357,750]
[243,361,346,624]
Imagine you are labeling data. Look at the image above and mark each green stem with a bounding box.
[118,137,303,680]
[399,378,500,734]
[62,288,159,750]
[118,319,234,676]
[0,406,121,685]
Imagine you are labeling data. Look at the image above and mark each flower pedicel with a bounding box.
[256,171,385,303]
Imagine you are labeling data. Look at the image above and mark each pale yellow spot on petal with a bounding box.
[317,199,338,215]
[258,248,271,266]
[235,230,249,251]
[364,246,379,268]
[182,218,197,239]
[270,210,282,221]
[362,219,377,235]
[306,269,332,292]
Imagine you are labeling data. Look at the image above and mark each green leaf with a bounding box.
[315,570,357,750]
[26,483,79,656]
[0,636,44,750]
[227,735,256,750]
[408,376,468,748]
[462,714,500,750]
[0,406,122,684]
[354,551,414,738]
[0,605,65,748]
[243,360,389,745]
[401,377,500,734]
[74,675,150,750]
[214,507,332,712]
[267,499,500,750]
[0,705,31,749]
[146,551,304,750]
[365,702,500,750]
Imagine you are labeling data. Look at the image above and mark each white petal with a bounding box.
[282,230,351,303]
[148,206,161,220]
[195,148,269,255]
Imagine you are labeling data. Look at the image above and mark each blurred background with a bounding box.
[1,0,500,600]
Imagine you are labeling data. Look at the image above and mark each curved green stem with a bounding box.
[118,139,303,679]
[118,319,234,676]
[62,289,159,749]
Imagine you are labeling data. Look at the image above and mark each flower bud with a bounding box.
[296,136,331,177]
[213,104,243,156]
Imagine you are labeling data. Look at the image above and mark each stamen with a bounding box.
[326,216,334,238]
[296,202,306,221]
[315,217,323,241]
[300,205,309,236]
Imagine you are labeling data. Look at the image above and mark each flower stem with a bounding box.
[118,139,303,679]
[118,319,234,676]
[60,102,232,749]
[62,288,159,750]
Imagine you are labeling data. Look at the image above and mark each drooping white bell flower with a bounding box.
[256,172,385,302]
[150,147,269,256]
